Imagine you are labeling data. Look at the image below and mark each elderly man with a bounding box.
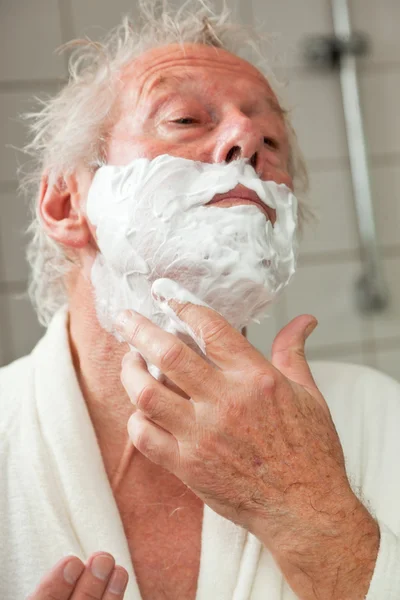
[1,3,400,600]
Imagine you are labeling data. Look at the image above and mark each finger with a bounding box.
[121,351,195,439]
[103,567,129,598]
[128,410,180,472]
[27,556,85,600]
[271,314,320,395]
[152,278,260,372]
[115,310,220,401]
[72,552,115,598]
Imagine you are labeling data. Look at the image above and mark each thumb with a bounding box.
[271,314,319,394]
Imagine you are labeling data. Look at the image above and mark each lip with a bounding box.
[206,184,276,224]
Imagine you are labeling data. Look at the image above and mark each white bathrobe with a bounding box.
[1,308,400,600]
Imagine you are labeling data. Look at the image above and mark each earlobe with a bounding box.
[38,172,91,249]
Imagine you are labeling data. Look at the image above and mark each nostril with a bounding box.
[250,152,257,169]
[226,146,241,163]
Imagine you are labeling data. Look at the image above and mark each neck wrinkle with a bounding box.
[67,270,136,484]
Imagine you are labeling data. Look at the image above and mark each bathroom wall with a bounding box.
[0,0,399,380]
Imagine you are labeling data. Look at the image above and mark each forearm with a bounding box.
[259,496,380,600]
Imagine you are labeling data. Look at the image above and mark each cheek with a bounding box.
[106,134,151,165]
[262,164,293,190]
[79,219,99,278]
[106,133,209,165]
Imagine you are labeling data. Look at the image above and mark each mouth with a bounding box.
[206,184,276,225]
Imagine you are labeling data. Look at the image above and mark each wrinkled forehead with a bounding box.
[118,42,283,115]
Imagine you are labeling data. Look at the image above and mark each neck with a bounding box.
[66,271,200,503]
[68,271,137,489]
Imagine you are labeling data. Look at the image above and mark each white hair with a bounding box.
[21,0,309,326]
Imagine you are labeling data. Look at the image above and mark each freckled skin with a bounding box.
[36,42,378,600]
[42,43,294,600]
[106,43,291,185]
[67,43,293,485]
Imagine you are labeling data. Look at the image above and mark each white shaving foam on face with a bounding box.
[151,278,210,355]
[86,154,298,369]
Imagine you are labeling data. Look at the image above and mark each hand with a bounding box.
[27,552,128,600]
[115,287,360,554]
[116,281,380,600]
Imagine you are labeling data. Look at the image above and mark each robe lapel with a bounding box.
[32,307,265,600]
[33,308,141,599]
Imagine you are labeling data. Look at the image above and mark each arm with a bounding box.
[256,494,380,600]
[115,287,400,600]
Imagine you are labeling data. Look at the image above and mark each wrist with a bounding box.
[262,492,380,600]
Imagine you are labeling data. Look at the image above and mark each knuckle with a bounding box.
[254,370,277,397]
[159,342,186,372]
[134,425,156,457]
[80,592,103,600]
[275,347,305,370]
[125,318,146,346]
[136,383,158,413]
[121,351,137,371]
[201,318,230,345]
[173,302,193,320]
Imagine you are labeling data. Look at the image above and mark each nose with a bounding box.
[212,111,265,173]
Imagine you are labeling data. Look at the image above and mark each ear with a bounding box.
[38,172,91,249]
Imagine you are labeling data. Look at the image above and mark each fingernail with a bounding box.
[305,320,318,338]
[108,568,129,595]
[63,558,85,585]
[151,287,166,303]
[91,554,115,580]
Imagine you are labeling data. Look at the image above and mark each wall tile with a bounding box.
[247,293,288,358]
[371,256,400,341]
[70,0,141,37]
[0,191,31,283]
[307,345,364,366]
[285,260,371,349]
[0,91,43,183]
[284,73,348,162]
[0,0,65,81]
[374,346,400,383]
[252,0,333,69]
[361,70,400,158]
[301,167,360,255]
[351,0,400,67]
[5,292,44,362]
[70,0,228,37]
[372,163,400,249]
[0,295,12,366]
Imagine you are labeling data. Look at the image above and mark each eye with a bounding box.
[264,136,279,150]
[172,117,198,125]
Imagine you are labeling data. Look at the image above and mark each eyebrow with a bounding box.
[265,97,287,118]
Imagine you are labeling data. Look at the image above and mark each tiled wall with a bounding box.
[0,0,399,381]
[247,0,400,383]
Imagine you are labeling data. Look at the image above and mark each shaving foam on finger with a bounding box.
[86,154,299,368]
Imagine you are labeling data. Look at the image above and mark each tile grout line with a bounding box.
[299,245,400,267]
[0,79,67,93]
[0,281,28,294]
[0,181,18,193]
[58,0,76,74]
[281,61,400,81]
[306,151,400,172]
[308,336,400,359]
